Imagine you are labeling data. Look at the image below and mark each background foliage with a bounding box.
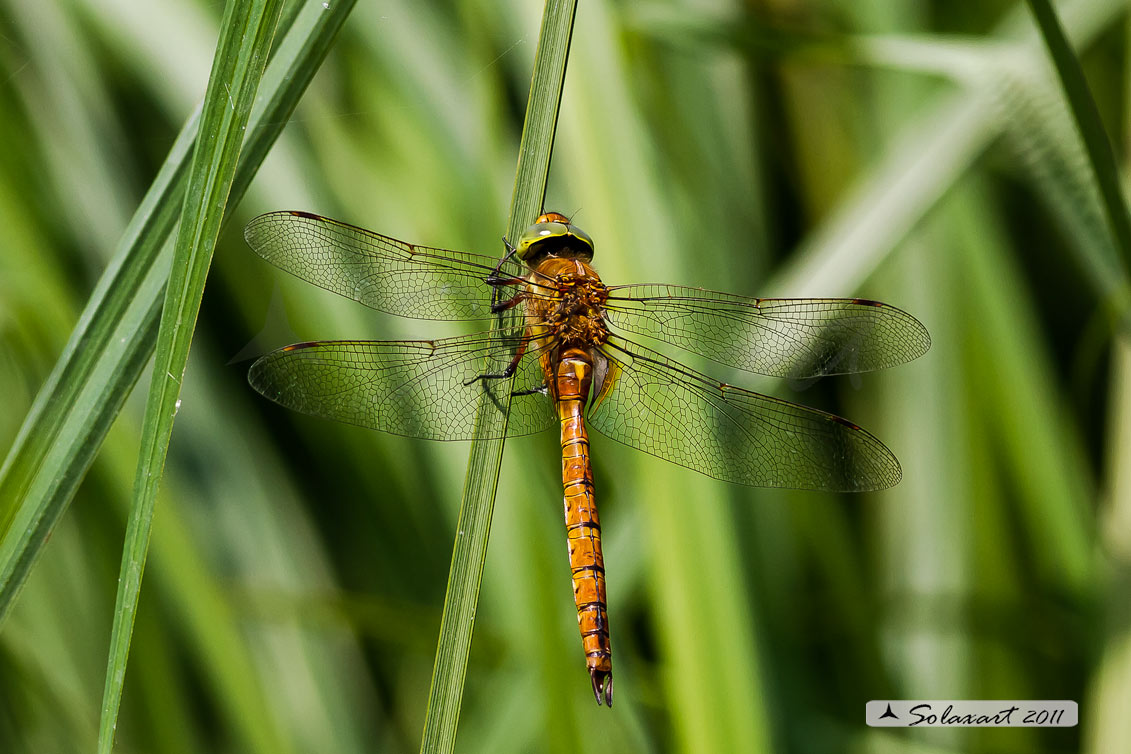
[0,0,1127,752]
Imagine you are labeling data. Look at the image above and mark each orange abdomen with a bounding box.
[555,350,613,706]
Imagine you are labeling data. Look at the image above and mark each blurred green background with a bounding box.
[1,0,1127,752]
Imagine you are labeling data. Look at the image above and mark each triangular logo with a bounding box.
[879,703,899,720]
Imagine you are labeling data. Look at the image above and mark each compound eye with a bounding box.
[514,212,595,261]
[516,220,571,260]
[570,226,595,259]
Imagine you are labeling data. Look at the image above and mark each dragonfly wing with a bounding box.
[586,338,901,491]
[604,285,930,378]
[245,211,530,320]
[248,330,556,440]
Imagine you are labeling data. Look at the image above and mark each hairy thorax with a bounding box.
[525,257,611,348]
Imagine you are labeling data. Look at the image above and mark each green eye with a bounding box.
[515,218,595,262]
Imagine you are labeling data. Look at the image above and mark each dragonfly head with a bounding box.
[516,212,595,263]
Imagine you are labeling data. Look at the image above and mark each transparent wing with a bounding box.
[604,285,930,378]
[245,211,531,320]
[248,329,556,440]
[586,337,902,491]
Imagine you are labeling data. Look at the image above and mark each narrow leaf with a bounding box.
[97,2,285,751]
[1025,0,1131,278]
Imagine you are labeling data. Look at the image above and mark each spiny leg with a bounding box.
[486,237,523,311]
[490,289,527,314]
[463,332,531,387]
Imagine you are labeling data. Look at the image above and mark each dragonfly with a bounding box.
[245,210,930,707]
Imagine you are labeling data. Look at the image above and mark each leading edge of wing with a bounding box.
[244,210,532,321]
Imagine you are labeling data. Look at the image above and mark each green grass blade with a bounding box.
[419,2,577,751]
[1025,0,1131,277]
[1086,338,1131,754]
[0,0,356,627]
[0,113,193,613]
[96,3,285,751]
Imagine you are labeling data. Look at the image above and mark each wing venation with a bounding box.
[585,337,902,491]
[246,211,530,320]
[249,329,556,440]
[604,285,930,378]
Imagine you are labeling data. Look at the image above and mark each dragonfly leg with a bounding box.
[463,335,531,387]
[491,291,527,314]
[485,238,522,307]
[511,382,548,397]
[485,271,525,287]
[500,235,518,263]
[464,365,516,386]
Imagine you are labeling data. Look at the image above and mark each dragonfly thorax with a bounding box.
[526,259,610,348]
[516,212,595,264]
